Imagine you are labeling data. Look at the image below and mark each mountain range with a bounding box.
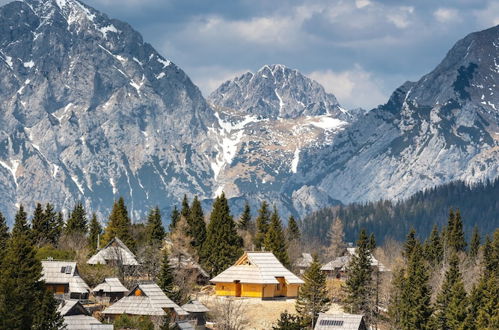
[0,0,498,225]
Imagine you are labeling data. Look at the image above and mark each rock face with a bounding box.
[0,0,498,224]
[0,0,217,222]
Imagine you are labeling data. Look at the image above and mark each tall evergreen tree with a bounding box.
[368,233,376,252]
[254,201,270,250]
[200,193,243,276]
[432,253,468,329]
[400,243,433,330]
[238,201,252,231]
[88,213,102,251]
[103,197,136,251]
[388,265,406,327]
[44,204,60,245]
[295,255,330,327]
[32,289,65,330]
[146,207,165,244]
[446,209,466,253]
[181,194,190,219]
[157,249,181,304]
[287,216,300,242]
[65,202,87,235]
[169,206,180,232]
[403,227,417,258]
[188,196,207,253]
[0,208,44,329]
[0,212,9,266]
[264,206,290,267]
[469,225,480,258]
[344,229,374,322]
[31,203,50,245]
[424,224,443,265]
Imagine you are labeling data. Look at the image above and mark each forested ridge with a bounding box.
[301,178,499,245]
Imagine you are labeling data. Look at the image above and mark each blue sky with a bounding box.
[5,0,499,109]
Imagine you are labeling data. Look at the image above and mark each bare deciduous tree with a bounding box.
[323,217,346,261]
[211,297,248,330]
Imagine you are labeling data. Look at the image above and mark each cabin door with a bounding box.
[275,277,287,297]
[235,281,242,297]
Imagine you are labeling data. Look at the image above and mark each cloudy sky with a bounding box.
[5,0,499,109]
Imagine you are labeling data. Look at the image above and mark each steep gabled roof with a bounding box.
[181,300,209,313]
[41,260,90,293]
[102,283,188,316]
[314,313,365,330]
[295,253,313,268]
[87,237,139,266]
[210,252,304,285]
[92,277,128,293]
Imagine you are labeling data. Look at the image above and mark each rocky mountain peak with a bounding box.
[208,64,347,120]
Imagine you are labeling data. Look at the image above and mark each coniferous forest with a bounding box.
[300,178,499,246]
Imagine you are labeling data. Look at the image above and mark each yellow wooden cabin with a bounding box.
[210,252,304,299]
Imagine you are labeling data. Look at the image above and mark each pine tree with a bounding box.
[273,311,303,330]
[200,193,243,276]
[0,212,9,266]
[32,289,65,330]
[388,265,406,327]
[254,201,270,250]
[188,196,207,253]
[65,202,88,235]
[0,208,44,329]
[88,213,102,251]
[103,197,136,251]
[344,229,374,321]
[446,209,466,253]
[44,204,61,245]
[264,206,290,268]
[157,249,181,304]
[400,243,432,330]
[31,203,49,245]
[469,225,480,258]
[146,206,165,244]
[169,206,180,232]
[368,233,376,252]
[295,255,330,327]
[287,216,300,242]
[324,217,345,260]
[181,194,190,219]
[424,224,443,265]
[238,201,251,230]
[432,253,468,329]
[403,228,417,258]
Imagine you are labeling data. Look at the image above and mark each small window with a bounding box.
[60,267,66,273]
[65,266,72,274]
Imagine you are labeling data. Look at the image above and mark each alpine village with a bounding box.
[0,0,499,329]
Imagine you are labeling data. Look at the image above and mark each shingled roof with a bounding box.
[314,313,366,330]
[102,283,188,317]
[92,278,128,293]
[210,252,304,285]
[58,300,112,330]
[87,237,139,266]
[41,260,90,294]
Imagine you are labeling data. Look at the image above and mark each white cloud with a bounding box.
[308,66,388,110]
[387,6,414,29]
[355,0,371,9]
[434,8,460,23]
[473,2,499,28]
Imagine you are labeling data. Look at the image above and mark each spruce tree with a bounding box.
[146,206,165,244]
[388,265,406,327]
[263,206,290,268]
[181,194,190,219]
[169,206,180,232]
[103,197,135,250]
[469,225,480,258]
[157,249,181,304]
[0,208,44,329]
[273,311,303,330]
[295,255,330,327]
[188,196,207,253]
[403,228,417,258]
[400,243,432,330]
[432,253,468,328]
[0,212,9,265]
[344,229,374,321]
[424,224,443,265]
[238,201,251,230]
[200,193,243,276]
[88,213,102,251]
[44,204,61,245]
[254,201,270,250]
[65,202,87,235]
[32,289,65,330]
[287,216,300,242]
[31,203,49,245]
[446,209,466,253]
[368,233,376,252]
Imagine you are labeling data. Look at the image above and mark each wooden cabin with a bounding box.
[181,300,210,330]
[101,282,189,322]
[321,248,389,280]
[314,313,367,330]
[91,277,128,303]
[294,253,313,275]
[210,252,304,299]
[58,300,113,330]
[42,260,90,299]
[87,237,139,267]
